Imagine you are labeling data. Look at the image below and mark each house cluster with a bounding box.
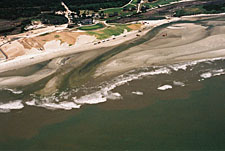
[24,20,45,31]
[55,1,98,27]
[35,0,158,28]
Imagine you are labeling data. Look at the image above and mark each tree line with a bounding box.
[0,0,130,20]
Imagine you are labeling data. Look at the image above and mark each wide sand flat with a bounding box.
[95,16,225,77]
[1,14,225,93]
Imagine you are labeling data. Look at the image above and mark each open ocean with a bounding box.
[0,57,225,150]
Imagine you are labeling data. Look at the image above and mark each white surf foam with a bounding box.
[169,62,198,71]
[38,101,81,110]
[73,91,122,105]
[173,81,185,87]
[0,88,23,94]
[27,67,171,110]
[200,69,225,79]
[213,69,225,76]
[106,92,123,100]
[23,57,225,111]
[74,91,107,105]
[200,72,212,79]
[25,99,80,110]
[73,67,171,105]
[157,85,173,91]
[132,91,144,95]
[25,99,36,106]
[0,100,24,113]
[169,57,225,71]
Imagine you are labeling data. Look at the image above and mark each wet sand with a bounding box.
[1,60,225,150]
[1,14,225,96]
[95,14,225,77]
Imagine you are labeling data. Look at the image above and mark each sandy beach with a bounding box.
[95,14,225,77]
[0,13,225,92]
[0,17,179,74]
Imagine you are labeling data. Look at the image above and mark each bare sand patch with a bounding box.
[128,24,142,30]
[1,31,87,59]
[209,26,225,35]
[75,35,96,46]
[1,41,26,59]
[21,31,86,50]
[0,53,5,60]
[146,23,207,49]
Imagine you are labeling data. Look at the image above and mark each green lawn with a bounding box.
[103,8,123,14]
[87,24,132,40]
[78,23,105,30]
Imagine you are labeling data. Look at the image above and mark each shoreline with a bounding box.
[0,13,225,77]
[94,14,225,77]
[0,17,181,73]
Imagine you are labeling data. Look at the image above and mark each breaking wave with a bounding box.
[0,100,24,113]
[0,88,23,95]
[25,67,171,111]
[200,69,225,80]
[1,57,225,113]
[157,85,173,91]
[132,91,144,95]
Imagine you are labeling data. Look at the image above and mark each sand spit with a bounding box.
[95,15,225,77]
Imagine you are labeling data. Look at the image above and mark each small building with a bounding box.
[80,18,93,25]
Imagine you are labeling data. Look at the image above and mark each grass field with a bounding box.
[101,0,181,20]
[78,23,105,30]
[87,24,132,40]
[174,4,225,17]
[103,8,123,14]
